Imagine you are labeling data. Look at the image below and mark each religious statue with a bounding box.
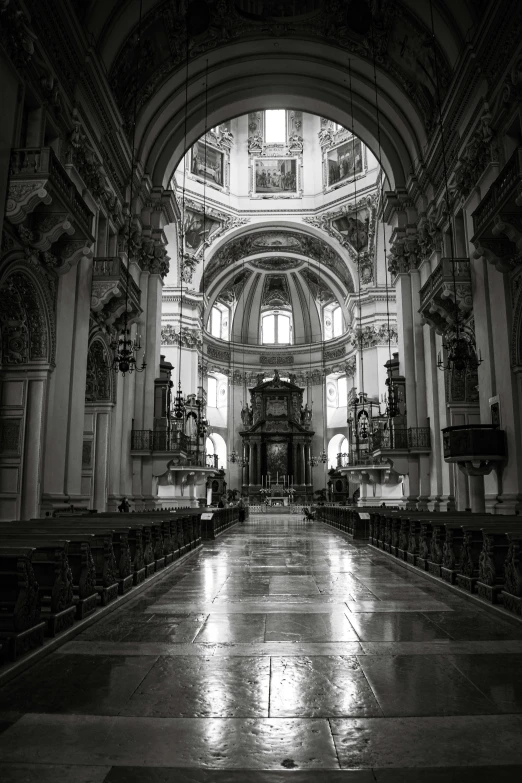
[301,403,313,428]
[241,403,253,427]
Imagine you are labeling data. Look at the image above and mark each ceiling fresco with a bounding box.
[204,230,354,292]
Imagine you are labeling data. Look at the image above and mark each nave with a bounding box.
[1,515,522,780]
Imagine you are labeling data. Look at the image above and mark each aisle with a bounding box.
[1,513,522,781]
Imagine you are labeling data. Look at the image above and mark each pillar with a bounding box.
[93,410,111,513]
[21,378,46,520]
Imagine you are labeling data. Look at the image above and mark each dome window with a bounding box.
[261,310,293,345]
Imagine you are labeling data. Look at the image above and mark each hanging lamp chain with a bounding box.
[110,0,146,377]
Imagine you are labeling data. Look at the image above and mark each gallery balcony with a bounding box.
[419,258,472,334]
[91,257,142,328]
[7,146,93,240]
[131,429,218,475]
[471,147,522,273]
[442,424,506,476]
[370,426,431,454]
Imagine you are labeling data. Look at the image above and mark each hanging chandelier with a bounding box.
[437,330,482,374]
[228,447,239,464]
[172,386,185,419]
[109,327,145,376]
[308,454,319,468]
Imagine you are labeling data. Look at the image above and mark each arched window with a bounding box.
[265,110,286,142]
[209,302,229,340]
[206,433,227,468]
[324,304,343,340]
[328,434,349,469]
[261,311,292,344]
[207,376,218,407]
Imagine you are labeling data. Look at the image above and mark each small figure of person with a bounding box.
[238,496,246,524]
[118,497,130,513]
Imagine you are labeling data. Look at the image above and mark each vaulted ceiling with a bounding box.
[69,0,486,188]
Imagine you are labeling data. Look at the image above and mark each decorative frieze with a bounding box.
[351,324,398,349]
[162,325,202,349]
[324,345,345,361]
[260,354,294,366]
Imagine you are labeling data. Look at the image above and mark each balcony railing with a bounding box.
[371,427,431,451]
[472,147,522,236]
[131,429,217,468]
[131,429,190,452]
[92,257,141,308]
[9,147,93,236]
[419,258,471,308]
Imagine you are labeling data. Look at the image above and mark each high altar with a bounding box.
[240,372,314,502]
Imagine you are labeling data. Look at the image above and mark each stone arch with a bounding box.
[0,261,54,368]
[85,337,115,404]
[90,1,470,189]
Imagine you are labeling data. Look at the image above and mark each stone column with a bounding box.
[93,409,111,513]
[21,378,46,521]
[42,256,92,509]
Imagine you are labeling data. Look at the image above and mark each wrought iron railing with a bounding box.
[9,146,92,234]
[92,257,141,306]
[419,258,470,307]
[370,427,431,451]
[131,429,190,452]
[472,147,522,235]
[336,427,431,466]
[131,429,217,468]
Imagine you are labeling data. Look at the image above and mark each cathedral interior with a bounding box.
[1,0,522,779]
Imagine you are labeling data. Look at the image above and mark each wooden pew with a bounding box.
[502,531,522,615]
[26,521,118,605]
[31,519,134,595]
[0,525,98,620]
[0,547,46,661]
[0,534,76,636]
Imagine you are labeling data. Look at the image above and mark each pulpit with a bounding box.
[240,371,314,502]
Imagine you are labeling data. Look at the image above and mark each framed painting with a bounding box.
[190,140,224,187]
[253,157,298,194]
[326,138,364,188]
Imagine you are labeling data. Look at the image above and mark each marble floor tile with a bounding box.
[357,654,500,717]
[269,656,383,717]
[265,613,359,642]
[0,714,340,769]
[269,576,320,595]
[0,654,157,715]
[346,601,452,613]
[194,613,267,643]
[372,766,522,782]
[2,765,111,783]
[103,768,376,782]
[120,656,270,717]
[330,714,522,768]
[423,611,522,641]
[447,653,522,712]
[347,613,452,642]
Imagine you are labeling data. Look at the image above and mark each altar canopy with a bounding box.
[239,371,315,502]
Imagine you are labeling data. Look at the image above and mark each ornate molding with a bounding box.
[352,324,398,349]
[162,324,202,348]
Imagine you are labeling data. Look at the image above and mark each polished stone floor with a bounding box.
[1,514,522,781]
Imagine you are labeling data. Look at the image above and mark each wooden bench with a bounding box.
[0,547,46,661]
[502,531,522,615]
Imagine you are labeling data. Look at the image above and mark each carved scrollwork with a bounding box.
[85,340,113,403]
